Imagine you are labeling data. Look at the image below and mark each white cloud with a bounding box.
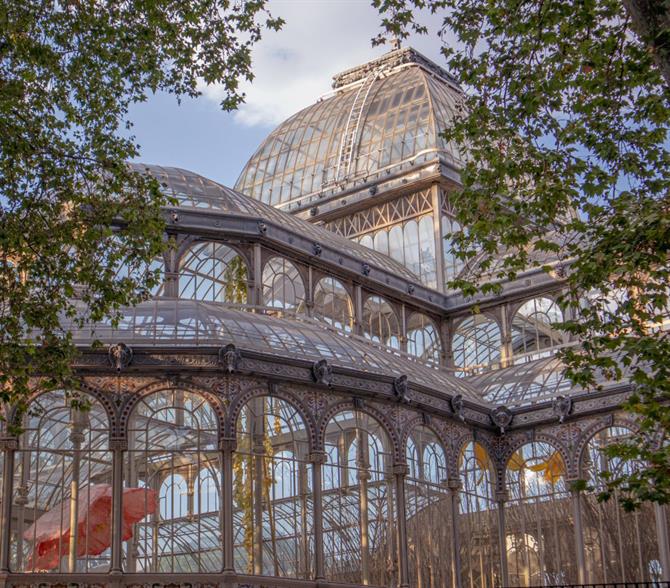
[200,0,447,128]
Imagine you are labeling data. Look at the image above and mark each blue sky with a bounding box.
[128,0,446,187]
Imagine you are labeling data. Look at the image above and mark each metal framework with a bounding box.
[2,46,668,588]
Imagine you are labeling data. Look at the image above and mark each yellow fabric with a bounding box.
[528,451,565,484]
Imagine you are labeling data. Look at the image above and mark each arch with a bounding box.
[452,314,502,372]
[178,240,248,303]
[406,312,442,366]
[362,295,401,349]
[458,440,500,587]
[321,407,397,586]
[262,256,306,311]
[578,424,660,583]
[510,296,564,360]
[312,276,354,332]
[504,441,575,587]
[125,388,223,573]
[233,394,312,579]
[574,415,640,474]
[11,390,112,573]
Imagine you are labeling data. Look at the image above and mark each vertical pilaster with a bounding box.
[570,484,587,584]
[221,437,236,573]
[253,242,263,306]
[430,184,446,293]
[354,284,364,336]
[394,464,410,588]
[110,437,127,574]
[495,490,509,588]
[306,266,314,318]
[310,451,327,580]
[448,479,462,588]
[0,438,17,573]
[655,503,670,581]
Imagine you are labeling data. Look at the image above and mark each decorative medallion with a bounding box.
[392,375,410,404]
[108,343,133,372]
[552,395,573,423]
[218,344,242,373]
[311,359,333,386]
[490,406,513,434]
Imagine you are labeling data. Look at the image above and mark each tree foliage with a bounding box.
[373,0,670,508]
[0,0,282,417]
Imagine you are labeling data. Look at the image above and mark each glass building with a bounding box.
[2,46,668,588]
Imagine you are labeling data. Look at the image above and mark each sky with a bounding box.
[128,0,447,188]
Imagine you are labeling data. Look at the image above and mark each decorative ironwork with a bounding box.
[108,343,133,371]
[490,406,513,433]
[392,375,410,403]
[218,343,242,373]
[311,359,333,386]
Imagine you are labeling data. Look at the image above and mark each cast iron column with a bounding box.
[110,437,127,573]
[394,463,410,588]
[221,437,236,573]
[495,490,509,587]
[310,451,327,580]
[655,503,670,581]
[569,482,587,584]
[0,437,17,573]
[448,478,462,588]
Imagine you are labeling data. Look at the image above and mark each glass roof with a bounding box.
[132,163,419,282]
[234,57,464,208]
[69,299,483,403]
[464,353,630,407]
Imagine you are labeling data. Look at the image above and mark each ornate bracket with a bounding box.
[552,395,573,423]
[218,344,242,374]
[361,263,371,276]
[392,375,410,404]
[312,243,322,256]
[257,221,267,234]
[311,359,333,386]
[108,343,133,372]
[450,394,465,422]
[490,406,513,434]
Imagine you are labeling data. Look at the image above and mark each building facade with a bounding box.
[1,47,668,588]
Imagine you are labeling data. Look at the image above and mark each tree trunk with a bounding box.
[622,0,670,86]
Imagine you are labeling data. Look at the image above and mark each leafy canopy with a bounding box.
[0,0,282,417]
[374,0,670,508]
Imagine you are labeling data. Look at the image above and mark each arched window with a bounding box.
[581,427,660,583]
[313,277,354,332]
[178,241,248,303]
[11,391,112,574]
[127,389,221,573]
[323,410,394,587]
[407,313,442,366]
[511,297,564,360]
[234,396,311,579]
[115,255,165,298]
[262,257,305,311]
[505,442,574,586]
[160,474,188,520]
[452,315,502,372]
[405,426,451,588]
[458,442,499,586]
[362,295,400,349]
[323,443,340,491]
[195,467,221,515]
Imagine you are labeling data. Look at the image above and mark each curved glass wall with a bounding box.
[459,442,500,587]
[178,241,248,304]
[313,277,354,332]
[452,316,502,373]
[580,426,660,582]
[362,295,401,349]
[505,442,575,586]
[511,297,564,361]
[262,257,305,311]
[322,410,395,586]
[11,391,111,573]
[125,389,222,573]
[234,396,312,578]
[407,313,442,366]
[405,426,452,588]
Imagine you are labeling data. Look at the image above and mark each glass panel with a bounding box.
[362,295,400,349]
[313,277,354,332]
[323,410,395,586]
[234,396,312,579]
[407,313,442,367]
[125,389,222,573]
[262,257,306,311]
[452,316,502,373]
[511,297,564,362]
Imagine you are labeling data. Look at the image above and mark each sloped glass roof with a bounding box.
[69,299,483,403]
[234,49,464,208]
[133,163,419,281]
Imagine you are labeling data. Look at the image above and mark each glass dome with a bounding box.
[235,48,465,208]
